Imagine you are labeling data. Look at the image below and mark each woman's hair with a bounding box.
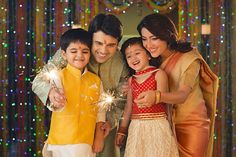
[137,13,193,53]
[121,37,161,76]
[88,13,123,42]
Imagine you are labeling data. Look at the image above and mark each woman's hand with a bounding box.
[48,87,66,109]
[134,90,156,108]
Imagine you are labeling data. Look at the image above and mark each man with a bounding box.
[32,13,128,157]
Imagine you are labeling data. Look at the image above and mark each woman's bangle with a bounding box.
[155,91,161,104]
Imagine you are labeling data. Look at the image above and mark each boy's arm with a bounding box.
[32,49,67,105]
[93,83,106,153]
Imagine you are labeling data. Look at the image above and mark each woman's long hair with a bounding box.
[137,13,193,53]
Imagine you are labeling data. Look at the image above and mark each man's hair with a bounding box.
[60,28,92,51]
[88,13,123,42]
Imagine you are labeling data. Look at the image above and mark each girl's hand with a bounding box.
[115,134,125,147]
[48,87,66,109]
[134,90,156,108]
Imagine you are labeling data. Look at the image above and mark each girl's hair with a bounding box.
[137,13,193,53]
[121,37,161,76]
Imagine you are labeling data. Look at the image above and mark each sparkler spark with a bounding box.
[95,91,126,111]
[44,67,64,112]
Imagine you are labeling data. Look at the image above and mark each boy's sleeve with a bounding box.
[32,48,67,105]
[96,82,106,122]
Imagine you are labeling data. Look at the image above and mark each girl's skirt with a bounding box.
[124,118,179,157]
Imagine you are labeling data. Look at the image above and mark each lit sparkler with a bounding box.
[95,90,126,111]
[44,67,64,112]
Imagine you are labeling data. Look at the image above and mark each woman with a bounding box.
[135,13,218,157]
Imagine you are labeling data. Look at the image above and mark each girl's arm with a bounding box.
[116,78,133,146]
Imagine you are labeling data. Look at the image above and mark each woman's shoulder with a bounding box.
[181,47,201,59]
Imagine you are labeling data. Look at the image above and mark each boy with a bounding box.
[44,28,105,157]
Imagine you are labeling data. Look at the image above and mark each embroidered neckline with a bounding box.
[135,67,156,76]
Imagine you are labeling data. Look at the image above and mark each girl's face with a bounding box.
[140,28,169,58]
[125,44,150,72]
[62,41,90,70]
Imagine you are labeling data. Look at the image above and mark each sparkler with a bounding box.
[95,90,126,111]
[44,67,64,112]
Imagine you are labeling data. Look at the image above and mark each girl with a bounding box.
[115,37,179,157]
[136,13,218,157]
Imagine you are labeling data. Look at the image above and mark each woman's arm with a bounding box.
[135,61,200,106]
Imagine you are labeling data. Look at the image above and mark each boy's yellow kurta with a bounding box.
[161,48,218,157]
[47,64,101,145]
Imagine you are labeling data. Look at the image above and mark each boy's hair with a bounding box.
[121,37,161,76]
[60,28,92,51]
[88,13,123,42]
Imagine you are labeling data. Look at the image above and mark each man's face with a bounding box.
[92,31,119,63]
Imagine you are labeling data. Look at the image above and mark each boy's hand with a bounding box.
[101,122,111,138]
[92,122,105,153]
[92,134,104,153]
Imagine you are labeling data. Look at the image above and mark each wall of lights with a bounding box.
[0,0,235,157]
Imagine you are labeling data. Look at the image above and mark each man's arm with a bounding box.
[32,49,67,105]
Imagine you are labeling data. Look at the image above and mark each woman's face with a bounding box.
[140,28,168,58]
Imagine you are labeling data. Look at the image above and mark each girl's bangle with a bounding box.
[117,132,126,136]
[117,126,127,135]
[155,91,161,104]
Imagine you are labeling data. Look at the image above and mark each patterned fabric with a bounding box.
[124,119,179,157]
[131,69,166,119]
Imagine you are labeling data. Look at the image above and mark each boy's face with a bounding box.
[125,44,150,72]
[62,41,90,70]
[92,31,119,63]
